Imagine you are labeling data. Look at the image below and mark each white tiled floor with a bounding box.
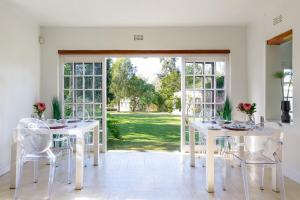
[0,151,300,200]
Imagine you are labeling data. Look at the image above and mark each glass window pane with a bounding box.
[84,63,93,75]
[204,104,213,120]
[64,90,73,103]
[95,76,102,89]
[74,104,84,119]
[74,77,83,89]
[283,69,292,82]
[204,62,214,75]
[216,104,224,117]
[85,77,93,89]
[194,62,204,75]
[194,91,203,104]
[205,91,213,103]
[75,63,84,75]
[216,76,225,89]
[94,90,102,103]
[64,77,72,89]
[205,77,213,89]
[94,63,102,75]
[185,76,194,89]
[75,90,83,103]
[216,90,225,103]
[216,62,225,76]
[64,104,73,118]
[195,76,203,89]
[185,63,194,75]
[85,90,93,103]
[186,103,194,117]
[95,104,102,117]
[85,104,93,118]
[64,63,73,75]
[194,104,203,117]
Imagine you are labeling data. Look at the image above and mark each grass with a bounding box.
[107,112,181,151]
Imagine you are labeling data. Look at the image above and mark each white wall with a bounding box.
[0,2,40,175]
[247,0,300,183]
[40,26,248,119]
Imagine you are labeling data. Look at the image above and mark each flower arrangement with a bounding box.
[237,102,256,116]
[33,102,46,119]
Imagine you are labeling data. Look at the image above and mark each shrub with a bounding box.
[52,97,62,120]
[107,113,122,139]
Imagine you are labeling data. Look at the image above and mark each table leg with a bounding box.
[189,126,195,167]
[93,123,99,166]
[75,133,84,190]
[9,130,18,189]
[206,133,215,193]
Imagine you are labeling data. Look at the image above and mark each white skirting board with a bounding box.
[0,164,10,177]
[283,164,300,184]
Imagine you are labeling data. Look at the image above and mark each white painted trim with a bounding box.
[180,57,186,152]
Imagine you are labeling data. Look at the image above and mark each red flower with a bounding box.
[243,103,252,111]
[35,102,46,112]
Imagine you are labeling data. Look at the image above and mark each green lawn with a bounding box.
[107,112,181,151]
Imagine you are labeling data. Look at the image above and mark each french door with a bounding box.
[60,56,107,152]
[181,56,228,152]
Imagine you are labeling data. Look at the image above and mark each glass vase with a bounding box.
[247,114,255,127]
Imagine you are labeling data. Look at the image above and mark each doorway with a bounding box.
[107,57,181,151]
[59,51,230,153]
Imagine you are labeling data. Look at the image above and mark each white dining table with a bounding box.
[10,120,99,190]
[189,121,282,193]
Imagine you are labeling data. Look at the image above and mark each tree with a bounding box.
[155,58,181,112]
[106,58,115,105]
[110,58,136,111]
[159,58,178,77]
[158,71,181,112]
[127,76,155,112]
[139,83,155,111]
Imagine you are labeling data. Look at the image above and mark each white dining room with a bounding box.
[1,0,300,200]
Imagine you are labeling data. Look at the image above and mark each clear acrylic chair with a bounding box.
[52,130,73,184]
[222,122,286,200]
[15,118,57,199]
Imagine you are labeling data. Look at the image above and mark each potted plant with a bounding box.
[273,71,293,123]
[52,97,62,120]
[222,97,232,121]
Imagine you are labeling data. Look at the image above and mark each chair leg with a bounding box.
[241,162,250,200]
[48,159,56,199]
[14,159,24,200]
[33,160,39,183]
[222,154,228,191]
[260,164,265,190]
[277,163,286,200]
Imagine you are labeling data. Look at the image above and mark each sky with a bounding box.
[112,57,182,84]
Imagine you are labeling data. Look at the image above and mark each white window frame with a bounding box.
[181,55,229,152]
[59,55,107,152]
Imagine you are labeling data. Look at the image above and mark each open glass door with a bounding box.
[60,55,107,152]
[181,56,228,152]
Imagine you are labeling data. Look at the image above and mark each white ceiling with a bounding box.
[7,0,282,27]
